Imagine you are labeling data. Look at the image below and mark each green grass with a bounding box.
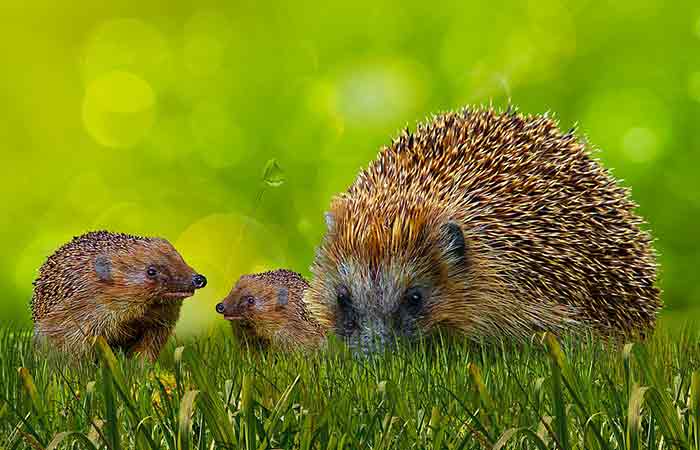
[1,326,699,450]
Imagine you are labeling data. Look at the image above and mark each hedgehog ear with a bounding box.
[94,255,112,281]
[440,221,467,265]
[276,287,289,309]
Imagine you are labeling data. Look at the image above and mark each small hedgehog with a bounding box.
[216,269,325,350]
[308,106,660,352]
[31,231,207,361]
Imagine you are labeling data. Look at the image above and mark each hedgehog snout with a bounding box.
[216,299,240,318]
[192,274,207,289]
[358,318,391,353]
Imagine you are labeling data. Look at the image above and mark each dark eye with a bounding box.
[336,285,351,307]
[245,296,255,305]
[146,267,158,278]
[404,287,423,313]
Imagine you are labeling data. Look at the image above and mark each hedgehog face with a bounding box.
[217,276,289,339]
[94,239,206,302]
[328,262,437,352]
[311,208,469,353]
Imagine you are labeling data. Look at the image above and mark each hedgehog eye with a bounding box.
[404,287,423,313]
[336,285,351,307]
[244,296,255,306]
[146,266,158,278]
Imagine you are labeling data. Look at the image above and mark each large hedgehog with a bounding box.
[31,231,207,361]
[308,107,660,352]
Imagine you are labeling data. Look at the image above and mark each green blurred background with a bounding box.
[1,1,698,334]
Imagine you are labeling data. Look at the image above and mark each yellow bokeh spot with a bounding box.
[173,213,288,335]
[580,89,670,165]
[82,71,156,148]
[333,59,427,128]
[183,11,231,77]
[622,127,659,163]
[439,0,574,102]
[82,18,172,87]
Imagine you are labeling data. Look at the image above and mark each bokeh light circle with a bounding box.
[83,18,172,89]
[440,0,575,102]
[174,213,288,335]
[622,128,659,163]
[183,11,232,77]
[580,89,670,165]
[82,70,156,148]
[331,59,428,128]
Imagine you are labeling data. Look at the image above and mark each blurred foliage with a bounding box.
[0,0,698,331]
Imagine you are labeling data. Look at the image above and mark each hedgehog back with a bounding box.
[31,231,156,322]
[334,107,660,333]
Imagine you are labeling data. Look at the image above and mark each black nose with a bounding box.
[215,302,225,314]
[192,274,207,289]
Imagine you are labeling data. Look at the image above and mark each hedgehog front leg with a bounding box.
[131,325,174,363]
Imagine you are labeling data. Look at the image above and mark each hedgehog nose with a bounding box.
[215,302,225,314]
[192,274,207,289]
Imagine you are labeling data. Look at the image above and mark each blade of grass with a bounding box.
[691,371,700,450]
[178,390,199,450]
[631,343,688,449]
[241,373,256,450]
[643,387,688,449]
[441,385,494,447]
[17,367,47,444]
[428,406,444,449]
[467,362,498,440]
[543,333,611,450]
[200,392,237,446]
[182,347,236,446]
[101,357,120,450]
[94,337,159,450]
[46,432,100,450]
[548,343,569,450]
[18,368,45,419]
[257,375,300,450]
[626,383,648,450]
[492,427,550,450]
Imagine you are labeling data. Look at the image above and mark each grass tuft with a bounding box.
[0,326,699,449]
